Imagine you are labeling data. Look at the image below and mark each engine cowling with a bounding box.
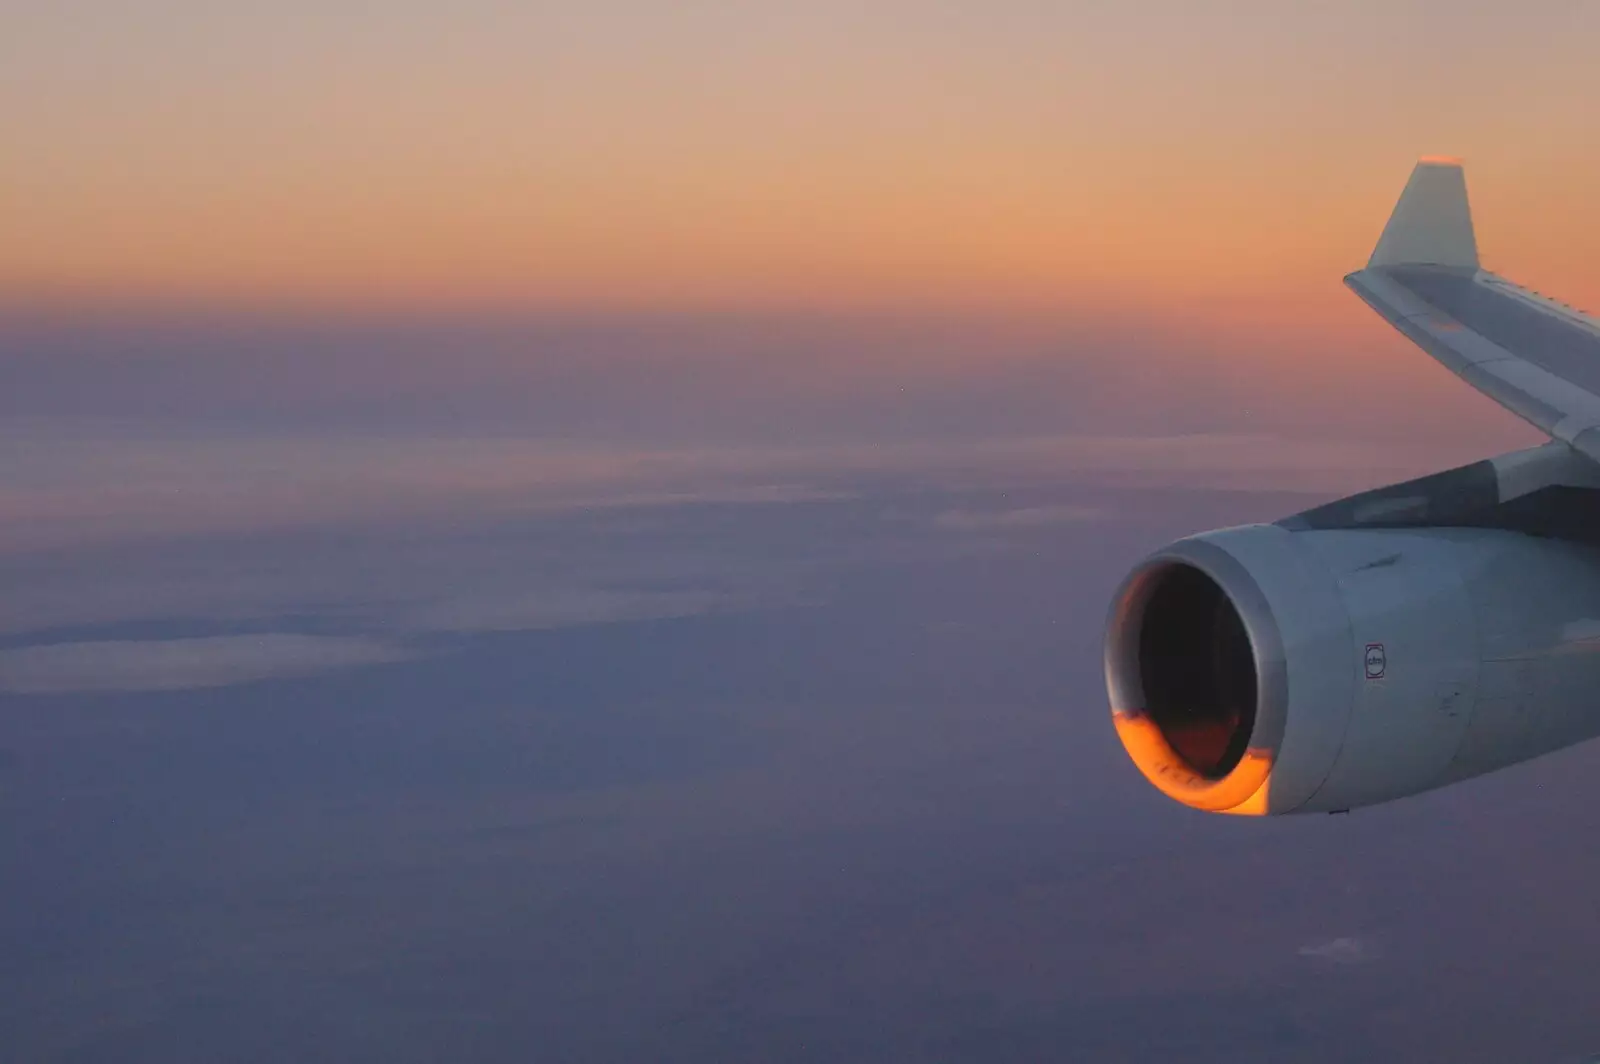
[1106,521,1600,814]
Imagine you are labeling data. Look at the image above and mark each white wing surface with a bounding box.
[1346,159,1600,461]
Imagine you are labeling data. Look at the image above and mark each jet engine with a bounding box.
[1106,443,1600,814]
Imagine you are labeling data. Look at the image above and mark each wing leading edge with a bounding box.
[1346,159,1600,462]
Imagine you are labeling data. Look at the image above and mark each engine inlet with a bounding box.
[1138,565,1257,779]
[1106,548,1284,814]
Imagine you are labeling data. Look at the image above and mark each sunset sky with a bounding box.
[7,1,1600,319]
[11,7,1600,1061]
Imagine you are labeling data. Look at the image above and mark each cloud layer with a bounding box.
[0,635,410,695]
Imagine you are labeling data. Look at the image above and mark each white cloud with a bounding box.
[0,635,411,695]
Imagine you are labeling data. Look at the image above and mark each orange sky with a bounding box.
[6,2,1600,322]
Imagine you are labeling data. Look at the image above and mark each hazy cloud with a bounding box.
[397,588,741,634]
[0,425,1487,555]
[1297,936,1377,965]
[0,635,411,694]
[933,503,1109,529]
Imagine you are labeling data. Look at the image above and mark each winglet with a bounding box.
[1367,158,1479,270]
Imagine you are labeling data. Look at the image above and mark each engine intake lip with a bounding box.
[1105,537,1289,814]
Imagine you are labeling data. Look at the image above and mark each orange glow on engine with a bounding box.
[1111,709,1272,815]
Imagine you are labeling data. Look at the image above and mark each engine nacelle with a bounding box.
[1106,521,1600,814]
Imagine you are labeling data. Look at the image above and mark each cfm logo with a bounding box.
[1364,643,1387,680]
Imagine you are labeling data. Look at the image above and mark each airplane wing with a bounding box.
[1345,159,1600,462]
